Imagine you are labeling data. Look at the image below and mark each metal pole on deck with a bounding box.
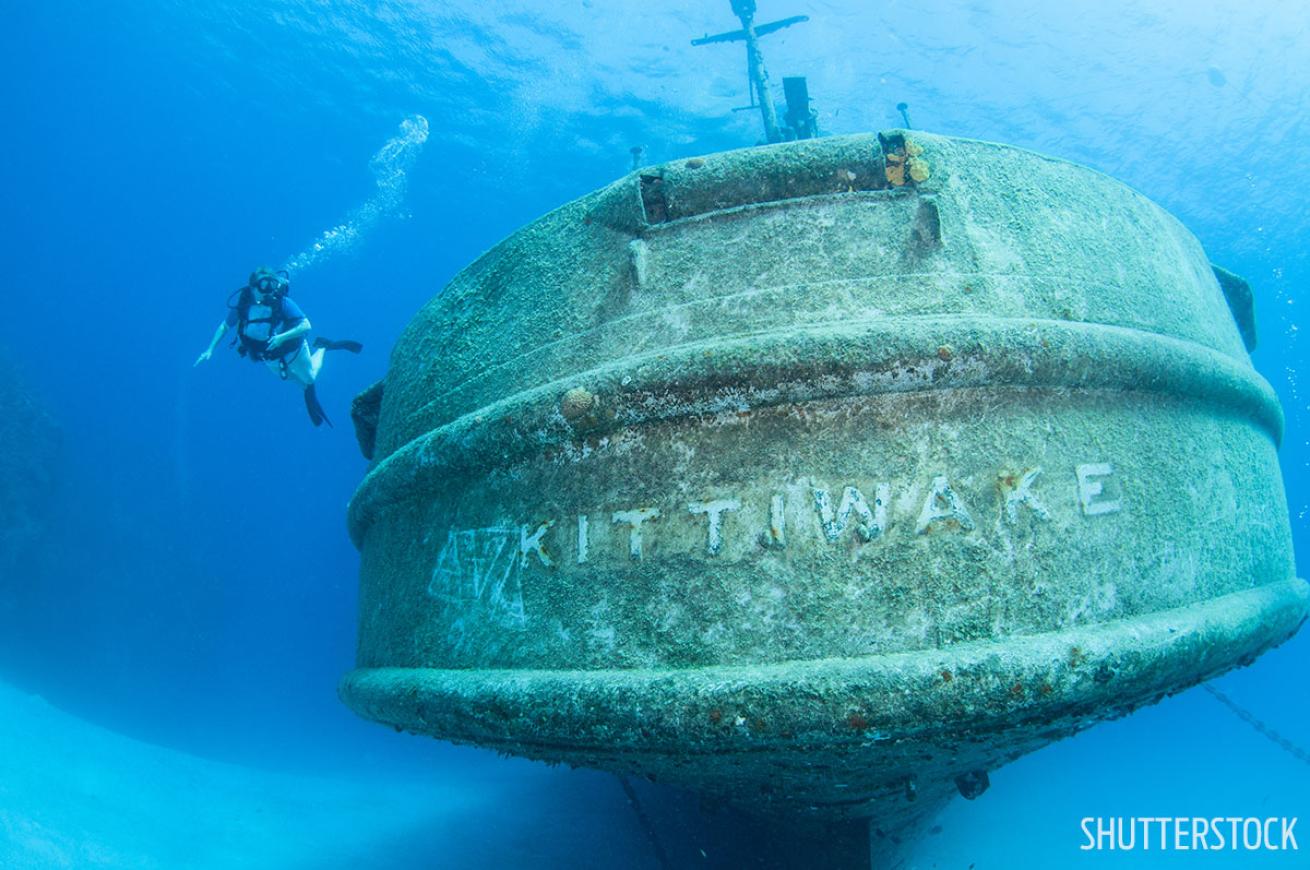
[692,2,808,144]
[732,0,782,143]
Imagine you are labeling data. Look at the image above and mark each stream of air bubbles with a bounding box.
[282,114,430,276]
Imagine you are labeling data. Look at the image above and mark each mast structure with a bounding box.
[692,1,808,144]
[736,0,781,143]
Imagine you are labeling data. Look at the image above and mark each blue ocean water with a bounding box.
[1,1,1307,867]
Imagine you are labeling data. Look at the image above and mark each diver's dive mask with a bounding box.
[250,269,289,297]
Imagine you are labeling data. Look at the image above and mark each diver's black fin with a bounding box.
[304,385,333,428]
[313,337,364,353]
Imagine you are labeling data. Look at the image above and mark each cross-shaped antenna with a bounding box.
[692,1,808,143]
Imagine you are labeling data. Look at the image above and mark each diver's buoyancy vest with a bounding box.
[233,289,286,361]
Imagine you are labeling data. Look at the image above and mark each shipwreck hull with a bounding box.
[341,131,1306,859]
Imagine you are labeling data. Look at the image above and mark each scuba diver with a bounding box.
[194,267,361,427]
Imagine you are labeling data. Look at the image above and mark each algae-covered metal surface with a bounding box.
[340,131,1307,836]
